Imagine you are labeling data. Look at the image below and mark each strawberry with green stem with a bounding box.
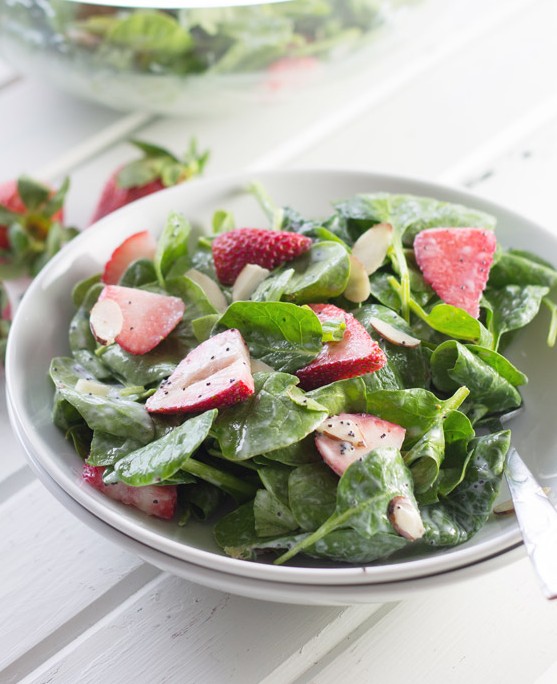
[90,138,209,224]
[0,176,76,278]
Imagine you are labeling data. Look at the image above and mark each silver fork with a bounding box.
[489,410,557,600]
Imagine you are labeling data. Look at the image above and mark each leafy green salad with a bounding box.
[50,184,557,566]
[3,0,388,79]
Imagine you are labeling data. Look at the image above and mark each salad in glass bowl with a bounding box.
[0,0,404,114]
[45,176,557,568]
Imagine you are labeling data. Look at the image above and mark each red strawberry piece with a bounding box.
[102,230,157,285]
[90,285,185,355]
[82,464,177,520]
[212,228,312,286]
[146,329,254,414]
[296,303,386,390]
[413,227,496,318]
[265,56,320,92]
[315,412,406,476]
[0,178,64,250]
[90,139,209,224]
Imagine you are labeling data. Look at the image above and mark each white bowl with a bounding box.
[6,169,556,603]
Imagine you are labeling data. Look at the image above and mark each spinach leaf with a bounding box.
[114,410,217,486]
[306,376,368,414]
[253,489,298,537]
[422,430,510,546]
[275,447,415,564]
[288,463,338,532]
[218,301,323,373]
[365,386,469,447]
[213,372,328,461]
[334,193,496,243]
[182,482,223,521]
[88,431,145,467]
[306,530,408,564]
[262,435,321,466]
[119,258,158,288]
[431,340,522,415]
[71,273,101,308]
[69,282,113,381]
[283,242,350,303]
[251,268,294,302]
[154,211,191,285]
[50,358,155,443]
[488,250,557,289]
[404,423,445,496]
[213,502,294,561]
[486,284,549,349]
[354,304,430,389]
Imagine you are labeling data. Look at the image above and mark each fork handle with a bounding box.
[505,447,557,600]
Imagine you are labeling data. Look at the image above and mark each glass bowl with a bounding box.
[0,0,399,115]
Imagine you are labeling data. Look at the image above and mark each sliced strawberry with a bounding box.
[146,328,254,414]
[315,412,406,476]
[413,227,496,318]
[265,56,320,92]
[82,464,176,519]
[212,228,312,286]
[90,139,209,224]
[296,303,386,390]
[102,230,157,285]
[90,285,185,355]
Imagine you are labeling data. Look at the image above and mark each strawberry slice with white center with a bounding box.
[315,412,406,476]
[90,285,185,355]
[296,303,386,390]
[82,464,177,519]
[102,230,157,285]
[146,328,254,414]
[413,227,497,318]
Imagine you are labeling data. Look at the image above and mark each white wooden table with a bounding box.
[2,1,557,681]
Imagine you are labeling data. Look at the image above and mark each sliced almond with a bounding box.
[186,269,227,313]
[75,378,110,397]
[351,223,393,275]
[388,495,425,541]
[344,255,371,303]
[232,264,270,302]
[250,358,275,374]
[89,298,123,346]
[493,499,515,516]
[316,415,366,447]
[369,316,421,348]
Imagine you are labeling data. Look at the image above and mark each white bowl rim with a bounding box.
[7,166,542,588]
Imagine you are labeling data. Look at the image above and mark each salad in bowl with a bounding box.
[40,173,557,569]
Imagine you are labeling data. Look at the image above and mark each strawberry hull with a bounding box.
[296,303,387,390]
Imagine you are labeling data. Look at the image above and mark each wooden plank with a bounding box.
[0,481,152,678]
[0,80,127,181]
[0,373,29,484]
[294,558,557,684]
[20,574,380,684]
[287,0,557,180]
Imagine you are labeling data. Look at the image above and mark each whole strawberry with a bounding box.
[0,176,76,277]
[90,139,209,224]
[212,228,313,286]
